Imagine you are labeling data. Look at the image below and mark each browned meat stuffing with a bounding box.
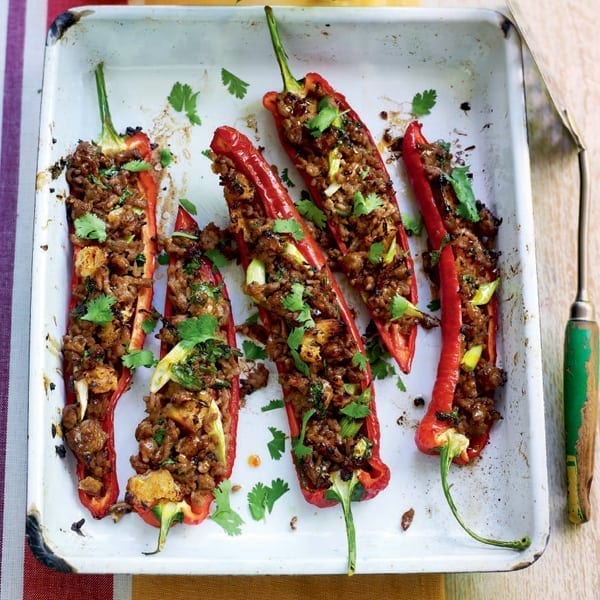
[273,85,418,335]
[61,141,154,498]
[419,141,504,440]
[213,155,376,491]
[127,222,241,510]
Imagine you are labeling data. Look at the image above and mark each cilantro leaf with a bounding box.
[261,398,284,412]
[296,197,327,229]
[396,377,407,392]
[402,213,424,236]
[281,168,295,188]
[177,314,219,344]
[292,408,315,459]
[351,352,368,372]
[247,483,268,521]
[305,96,346,137]
[81,294,116,325]
[243,340,267,361]
[368,241,385,264]
[168,81,202,126]
[210,479,244,536]
[179,198,197,215]
[411,89,437,117]
[340,401,371,419]
[267,427,286,460]
[281,283,314,326]
[427,298,441,312]
[446,166,480,222]
[121,160,152,172]
[365,333,395,380]
[74,213,107,243]
[122,349,156,370]
[272,218,305,241]
[352,191,383,217]
[204,248,228,268]
[141,316,158,335]
[221,68,249,100]
[248,478,290,521]
[160,148,173,168]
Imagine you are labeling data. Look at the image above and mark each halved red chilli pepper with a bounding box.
[402,120,530,550]
[211,125,390,575]
[61,62,158,519]
[262,6,425,374]
[126,205,241,554]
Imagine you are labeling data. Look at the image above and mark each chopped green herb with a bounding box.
[221,68,249,99]
[179,198,197,215]
[267,427,287,460]
[122,349,156,370]
[447,166,480,222]
[402,213,424,236]
[160,148,173,168]
[204,248,228,268]
[427,298,441,312]
[340,401,371,419]
[305,96,346,137]
[351,352,368,372]
[122,160,152,172]
[261,399,284,412]
[247,478,290,521]
[74,213,107,243]
[365,333,395,380]
[141,316,158,334]
[168,82,202,126]
[81,294,116,325]
[281,168,295,188]
[157,252,170,265]
[273,218,304,241]
[245,312,260,325]
[396,377,407,392]
[210,479,244,536]
[292,408,315,458]
[368,241,385,264]
[243,340,267,361]
[153,428,166,446]
[411,89,437,117]
[177,314,220,344]
[352,191,383,217]
[281,283,314,326]
[296,196,327,229]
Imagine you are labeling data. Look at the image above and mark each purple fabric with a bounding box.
[0,0,26,565]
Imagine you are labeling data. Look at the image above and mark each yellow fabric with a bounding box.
[132,574,445,599]
[129,0,442,597]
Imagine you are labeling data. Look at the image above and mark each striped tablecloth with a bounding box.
[0,0,444,598]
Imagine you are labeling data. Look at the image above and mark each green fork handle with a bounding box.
[564,318,599,524]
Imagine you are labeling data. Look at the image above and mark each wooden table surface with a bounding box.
[444,0,600,598]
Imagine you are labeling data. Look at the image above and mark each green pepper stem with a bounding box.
[142,501,184,556]
[264,6,304,95]
[94,62,127,154]
[325,470,361,575]
[439,435,531,551]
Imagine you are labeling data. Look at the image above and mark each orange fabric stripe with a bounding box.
[132,573,445,599]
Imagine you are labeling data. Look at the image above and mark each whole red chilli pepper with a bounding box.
[402,120,530,550]
[211,125,389,574]
[262,6,422,374]
[126,206,241,554]
[61,63,158,519]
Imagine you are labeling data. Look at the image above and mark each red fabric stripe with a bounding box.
[24,545,114,600]
[47,0,124,30]
[24,4,128,598]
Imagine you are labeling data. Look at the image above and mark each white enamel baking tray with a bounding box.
[27,5,549,574]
